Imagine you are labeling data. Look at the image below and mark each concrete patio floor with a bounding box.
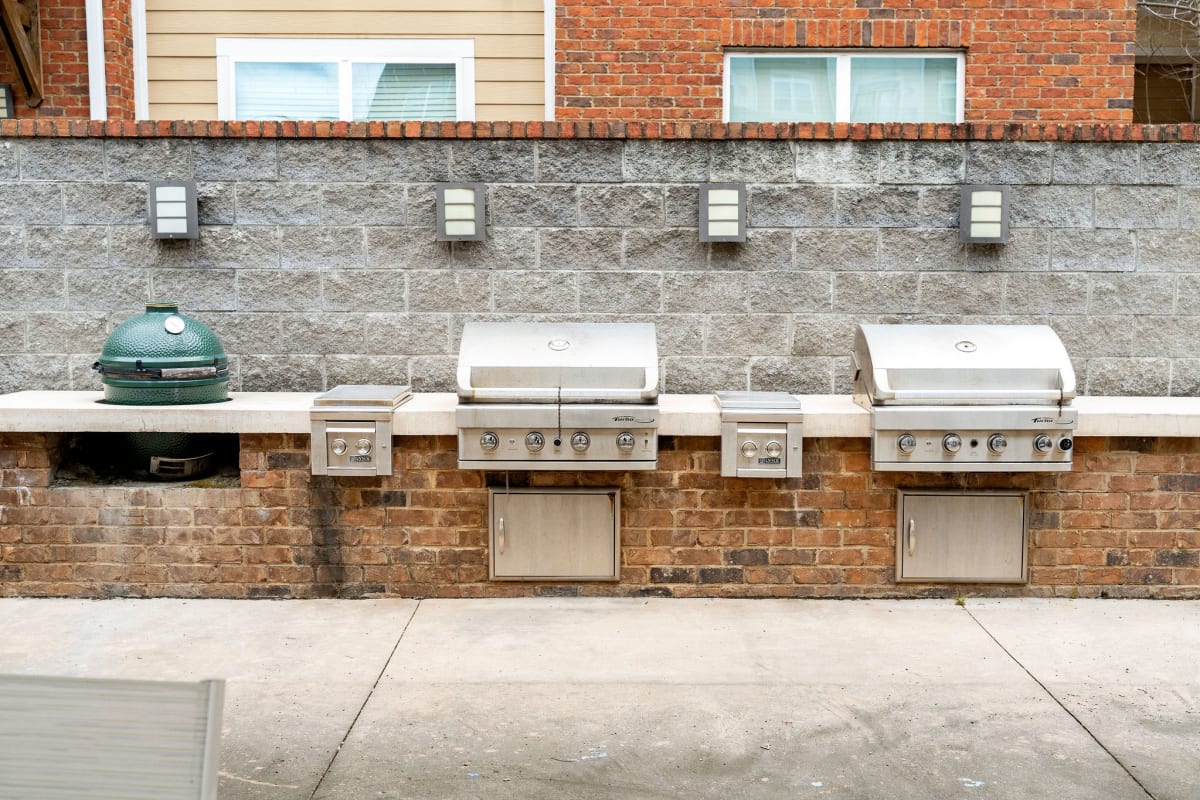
[0,597,1196,799]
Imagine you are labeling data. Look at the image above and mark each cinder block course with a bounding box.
[1085,358,1171,396]
[1094,187,1179,229]
[321,184,407,226]
[1052,143,1139,185]
[408,271,491,313]
[195,225,280,269]
[537,141,624,183]
[710,229,793,272]
[105,139,193,182]
[193,140,278,181]
[20,139,105,181]
[448,228,537,270]
[62,183,147,225]
[65,269,149,311]
[1003,273,1089,315]
[1051,230,1136,271]
[748,271,832,313]
[879,141,965,185]
[279,140,366,182]
[704,314,791,356]
[25,226,108,269]
[367,227,450,270]
[965,142,1053,185]
[280,227,365,270]
[236,270,323,312]
[795,141,879,184]
[149,269,237,312]
[236,182,320,226]
[624,140,709,183]
[710,140,794,183]
[493,270,579,313]
[1140,144,1200,186]
[1011,185,1093,228]
[624,229,707,271]
[323,270,407,312]
[578,185,664,227]
[577,271,663,314]
[361,313,451,356]
[490,184,578,227]
[365,140,451,182]
[1130,317,1200,358]
[833,272,919,313]
[450,141,535,183]
[749,185,836,227]
[836,186,922,228]
[877,229,965,271]
[749,356,838,393]
[1088,274,1176,315]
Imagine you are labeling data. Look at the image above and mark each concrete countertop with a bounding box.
[0,390,1197,438]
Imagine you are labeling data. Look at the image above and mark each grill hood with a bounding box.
[456,322,659,404]
[853,323,1076,407]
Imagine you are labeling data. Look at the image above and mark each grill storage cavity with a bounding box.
[456,322,659,470]
[852,324,1077,472]
[310,385,412,477]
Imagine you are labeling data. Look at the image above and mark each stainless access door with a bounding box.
[896,491,1029,583]
[489,488,620,581]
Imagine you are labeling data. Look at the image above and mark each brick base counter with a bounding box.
[2,433,1198,599]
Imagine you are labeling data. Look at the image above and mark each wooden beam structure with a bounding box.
[0,0,42,107]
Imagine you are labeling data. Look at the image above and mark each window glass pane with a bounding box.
[352,63,457,121]
[234,62,339,120]
[849,57,958,123]
[728,57,835,122]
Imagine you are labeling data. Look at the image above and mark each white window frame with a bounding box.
[216,38,475,121]
[722,49,965,124]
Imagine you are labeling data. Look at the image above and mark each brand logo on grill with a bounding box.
[349,456,372,463]
[758,457,782,465]
[1031,417,1071,424]
[612,416,635,422]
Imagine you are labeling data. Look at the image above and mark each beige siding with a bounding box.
[145,0,545,121]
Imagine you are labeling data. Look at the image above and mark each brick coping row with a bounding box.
[2,119,1199,143]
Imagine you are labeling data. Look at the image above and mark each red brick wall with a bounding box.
[101,0,134,119]
[0,0,135,119]
[556,0,1137,123]
[2,433,1197,599]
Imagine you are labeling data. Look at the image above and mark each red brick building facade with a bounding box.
[557,0,1137,123]
[1,0,1141,123]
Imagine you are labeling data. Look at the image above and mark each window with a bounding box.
[216,38,475,121]
[724,50,964,124]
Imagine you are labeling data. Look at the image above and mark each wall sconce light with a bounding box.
[699,183,747,243]
[0,85,13,118]
[148,180,198,240]
[436,183,486,241]
[960,185,1010,244]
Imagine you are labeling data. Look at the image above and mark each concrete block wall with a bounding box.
[2,432,1198,599]
[1,130,1200,397]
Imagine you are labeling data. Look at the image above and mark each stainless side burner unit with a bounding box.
[853,324,1077,472]
[311,384,412,476]
[456,322,659,470]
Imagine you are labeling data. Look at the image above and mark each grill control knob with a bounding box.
[616,432,636,452]
[570,432,590,452]
[479,431,499,452]
[331,438,348,456]
[1033,434,1054,453]
[356,438,373,456]
[740,441,759,458]
[943,433,962,453]
[897,433,917,454]
[525,432,545,452]
[765,440,783,458]
[987,433,1008,454]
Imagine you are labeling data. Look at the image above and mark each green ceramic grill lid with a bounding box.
[94,303,230,405]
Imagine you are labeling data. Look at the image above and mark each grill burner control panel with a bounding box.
[457,404,658,470]
[871,407,1078,472]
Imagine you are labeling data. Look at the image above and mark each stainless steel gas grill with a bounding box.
[852,324,1077,472]
[456,322,659,470]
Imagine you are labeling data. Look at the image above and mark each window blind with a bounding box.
[353,63,458,121]
[234,62,339,120]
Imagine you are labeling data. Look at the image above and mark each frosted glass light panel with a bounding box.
[849,56,958,123]
[728,57,835,122]
[699,183,747,242]
[353,63,457,121]
[437,183,486,241]
[235,62,339,120]
[960,185,1010,244]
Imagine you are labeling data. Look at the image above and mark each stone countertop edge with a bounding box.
[0,391,1197,438]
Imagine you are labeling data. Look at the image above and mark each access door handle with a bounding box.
[907,519,916,557]
[498,516,506,554]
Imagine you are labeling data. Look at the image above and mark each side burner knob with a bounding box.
[897,433,917,454]
[479,431,499,452]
